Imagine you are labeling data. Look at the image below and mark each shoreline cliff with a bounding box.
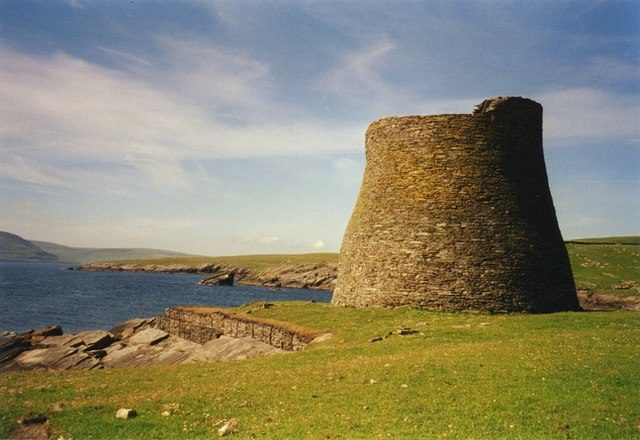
[69,261,337,291]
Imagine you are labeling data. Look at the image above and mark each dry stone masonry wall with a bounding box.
[332,97,580,313]
[157,307,316,351]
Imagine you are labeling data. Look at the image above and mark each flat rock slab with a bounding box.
[64,330,115,350]
[52,351,101,370]
[110,318,155,339]
[38,334,77,347]
[82,330,116,350]
[101,345,164,368]
[14,346,77,370]
[153,349,191,365]
[161,336,201,352]
[25,326,64,345]
[100,346,141,368]
[0,336,32,368]
[127,328,169,346]
[189,336,284,362]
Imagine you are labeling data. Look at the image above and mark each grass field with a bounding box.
[1,304,638,438]
[566,241,639,296]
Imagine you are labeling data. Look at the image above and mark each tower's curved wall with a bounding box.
[332,97,580,313]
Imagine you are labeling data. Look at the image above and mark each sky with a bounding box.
[0,0,638,255]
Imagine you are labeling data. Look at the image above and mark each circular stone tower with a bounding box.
[332,97,580,313]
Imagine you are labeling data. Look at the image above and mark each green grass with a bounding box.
[566,236,640,245]
[1,304,638,439]
[566,243,640,295]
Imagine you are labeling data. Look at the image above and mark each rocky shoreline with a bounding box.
[71,261,337,291]
[68,261,640,311]
[0,318,285,373]
[1,304,330,373]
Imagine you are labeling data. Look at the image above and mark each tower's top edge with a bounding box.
[368,97,541,128]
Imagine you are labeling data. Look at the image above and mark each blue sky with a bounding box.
[0,0,638,255]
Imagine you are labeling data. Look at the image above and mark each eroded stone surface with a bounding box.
[127,328,169,346]
[1,305,322,372]
[189,336,284,362]
[333,97,580,313]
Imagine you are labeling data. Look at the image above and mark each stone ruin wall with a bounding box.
[332,97,580,313]
[157,307,312,351]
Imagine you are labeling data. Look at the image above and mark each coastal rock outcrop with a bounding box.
[238,262,337,291]
[0,306,328,372]
[73,260,337,291]
[199,271,235,286]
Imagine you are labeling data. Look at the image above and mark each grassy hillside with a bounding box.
[566,240,639,296]
[566,236,640,245]
[31,240,202,264]
[1,304,638,438]
[0,231,57,262]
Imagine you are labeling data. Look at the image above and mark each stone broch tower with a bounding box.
[332,97,580,313]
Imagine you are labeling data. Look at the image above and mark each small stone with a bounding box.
[115,408,137,419]
[368,336,383,343]
[218,418,238,436]
[368,379,377,384]
[161,410,171,417]
[401,384,409,388]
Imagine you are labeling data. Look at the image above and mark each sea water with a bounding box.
[0,262,332,333]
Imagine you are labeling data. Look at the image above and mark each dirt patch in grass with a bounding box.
[10,415,50,440]
[578,291,640,311]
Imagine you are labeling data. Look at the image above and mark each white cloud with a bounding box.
[311,240,326,249]
[316,37,396,101]
[0,41,360,191]
[534,88,640,143]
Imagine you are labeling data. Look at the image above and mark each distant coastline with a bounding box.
[70,256,337,292]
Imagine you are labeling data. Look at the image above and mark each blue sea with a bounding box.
[0,262,332,334]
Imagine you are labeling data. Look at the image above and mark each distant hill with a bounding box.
[0,231,58,262]
[565,236,640,245]
[31,240,202,264]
